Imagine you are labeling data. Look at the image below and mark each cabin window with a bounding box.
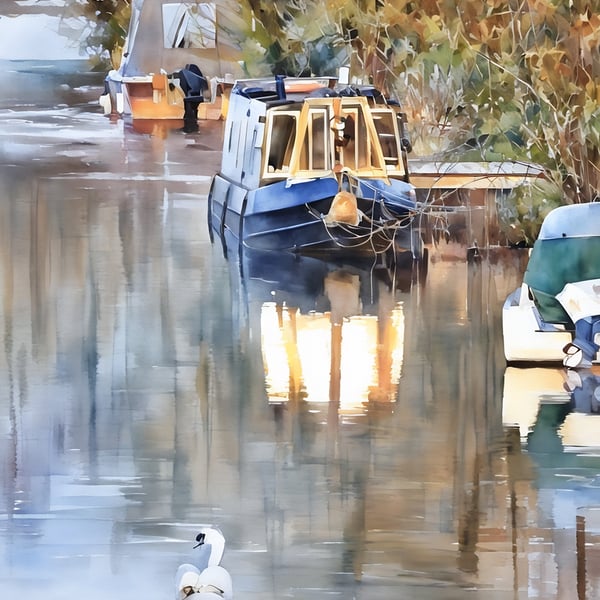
[337,109,358,170]
[338,108,377,171]
[264,112,298,176]
[297,109,330,172]
[162,3,216,49]
[283,97,390,178]
[371,109,402,171]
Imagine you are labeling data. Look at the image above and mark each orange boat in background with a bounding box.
[99,0,243,122]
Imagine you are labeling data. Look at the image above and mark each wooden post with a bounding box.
[577,514,586,600]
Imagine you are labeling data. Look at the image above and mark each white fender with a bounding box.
[116,92,125,115]
[99,93,112,115]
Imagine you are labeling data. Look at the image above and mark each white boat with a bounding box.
[502,202,600,368]
[175,527,233,599]
[99,0,243,122]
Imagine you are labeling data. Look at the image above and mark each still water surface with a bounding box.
[1,62,599,600]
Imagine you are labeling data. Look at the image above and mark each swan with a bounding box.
[175,527,233,599]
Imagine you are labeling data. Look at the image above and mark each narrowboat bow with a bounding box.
[208,75,425,257]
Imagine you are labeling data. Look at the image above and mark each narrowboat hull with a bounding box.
[208,174,422,257]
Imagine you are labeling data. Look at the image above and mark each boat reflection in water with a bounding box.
[233,248,425,423]
[503,366,600,596]
[503,366,600,448]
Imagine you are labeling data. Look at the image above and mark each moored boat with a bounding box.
[99,0,243,122]
[502,202,600,368]
[207,74,424,257]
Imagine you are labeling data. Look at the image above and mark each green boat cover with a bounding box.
[524,235,600,325]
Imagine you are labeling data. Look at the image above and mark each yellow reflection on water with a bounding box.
[260,302,404,414]
[502,367,570,438]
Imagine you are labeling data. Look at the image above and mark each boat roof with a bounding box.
[538,202,600,240]
[230,77,399,107]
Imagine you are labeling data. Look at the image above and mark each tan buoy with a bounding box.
[324,190,361,226]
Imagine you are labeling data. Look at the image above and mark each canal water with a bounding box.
[1,61,599,600]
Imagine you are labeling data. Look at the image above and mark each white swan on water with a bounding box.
[175,527,232,599]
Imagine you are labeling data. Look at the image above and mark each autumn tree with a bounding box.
[65,1,600,236]
[242,0,600,240]
[60,0,131,69]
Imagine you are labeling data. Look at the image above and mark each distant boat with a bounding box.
[502,202,600,368]
[99,0,243,122]
[208,75,425,257]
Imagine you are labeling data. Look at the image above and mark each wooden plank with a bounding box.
[408,160,546,189]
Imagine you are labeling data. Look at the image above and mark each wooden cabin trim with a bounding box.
[284,96,395,183]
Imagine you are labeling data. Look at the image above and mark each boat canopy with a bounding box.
[538,202,600,239]
[524,203,600,324]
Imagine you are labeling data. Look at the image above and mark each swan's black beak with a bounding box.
[193,532,206,548]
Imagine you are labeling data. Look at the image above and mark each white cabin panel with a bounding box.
[220,92,268,189]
